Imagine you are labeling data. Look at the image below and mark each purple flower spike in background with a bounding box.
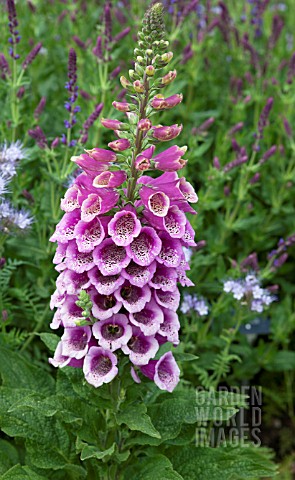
[49,3,199,393]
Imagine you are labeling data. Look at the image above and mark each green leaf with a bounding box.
[169,446,277,479]
[39,332,60,352]
[0,347,54,394]
[0,464,48,480]
[0,439,19,475]
[265,351,295,371]
[123,454,184,480]
[116,404,161,439]
[126,390,245,446]
[79,442,115,461]
[173,353,199,362]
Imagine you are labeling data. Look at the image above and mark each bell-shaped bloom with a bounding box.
[108,138,131,151]
[108,210,141,246]
[144,206,186,239]
[153,145,187,172]
[134,145,155,171]
[158,308,180,345]
[101,118,124,130]
[60,326,92,359]
[139,186,170,217]
[182,220,197,247]
[83,346,118,387]
[53,243,68,264]
[177,265,195,287]
[122,261,156,288]
[138,172,182,200]
[92,171,127,189]
[60,185,80,212]
[92,314,132,351]
[85,148,117,163]
[50,210,80,244]
[178,177,198,203]
[152,124,182,141]
[89,287,122,320]
[149,264,178,292]
[50,291,65,311]
[126,226,161,266]
[74,217,105,253]
[49,341,84,368]
[93,238,130,275]
[151,94,183,110]
[129,298,164,336]
[154,288,180,312]
[88,268,124,295]
[80,189,119,222]
[157,232,183,268]
[72,151,115,176]
[65,242,95,273]
[138,118,152,131]
[114,281,151,313]
[163,206,186,238]
[58,295,87,328]
[140,351,180,392]
[56,269,91,295]
[122,327,159,365]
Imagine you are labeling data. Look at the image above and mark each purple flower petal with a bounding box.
[154,288,180,312]
[149,264,178,292]
[129,298,164,336]
[65,242,95,273]
[50,210,80,243]
[126,226,162,266]
[74,217,105,252]
[92,314,132,351]
[83,346,118,387]
[114,281,151,313]
[61,326,92,359]
[89,287,122,320]
[122,261,157,287]
[88,268,124,295]
[122,327,159,365]
[93,238,130,275]
[108,210,141,246]
[157,232,183,267]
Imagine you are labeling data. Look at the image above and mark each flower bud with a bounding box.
[161,69,177,85]
[161,51,173,63]
[133,80,144,93]
[112,101,130,112]
[213,156,220,169]
[146,49,153,56]
[120,75,131,89]
[51,137,60,149]
[136,55,144,64]
[138,118,152,131]
[135,156,151,171]
[129,69,138,80]
[108,138,131,151]
[146,65,155,76]
[151,94,183,110]
[152,124,182,141]
[135,63,144,75]
[101,118,126,130]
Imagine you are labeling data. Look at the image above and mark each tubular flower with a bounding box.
[49,3,198,393]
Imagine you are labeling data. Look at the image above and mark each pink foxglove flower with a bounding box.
[49,3,198,393]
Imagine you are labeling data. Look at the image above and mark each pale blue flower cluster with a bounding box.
[0,141,33,233]
[180,292,209,316]
[223,274,276,313]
